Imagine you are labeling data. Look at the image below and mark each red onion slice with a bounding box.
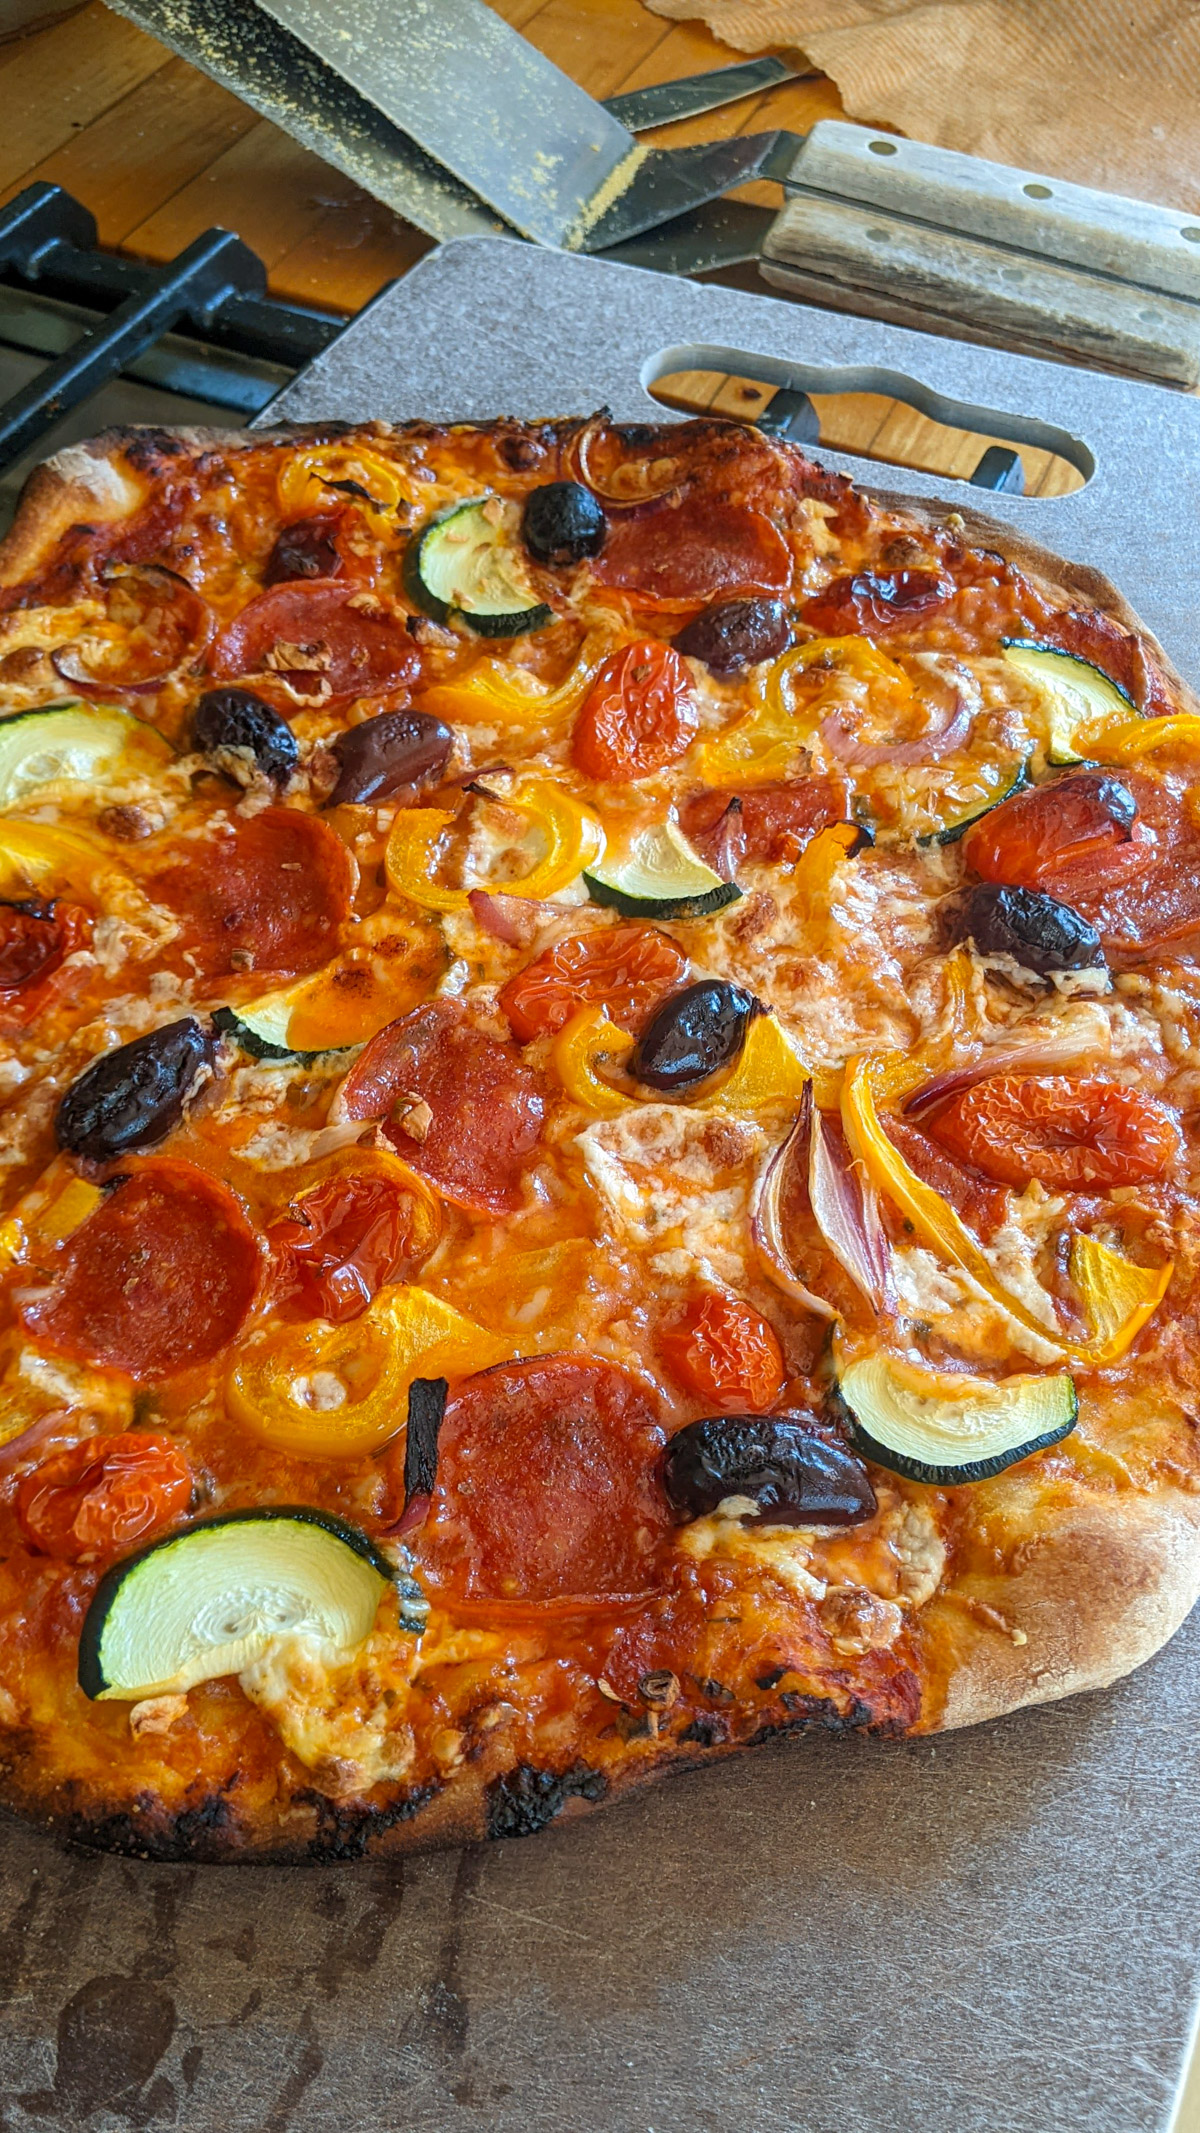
[52,564,214,696]
[751,1094,837,1321]
[808,1109,895,1314]
[821,697,971,769]
[903,1016,1111,1121]
[468,889,557,946]
[566,415,684,509]
[710,796,745,884]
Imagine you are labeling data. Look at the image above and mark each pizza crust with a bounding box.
[0,415,1198,1860]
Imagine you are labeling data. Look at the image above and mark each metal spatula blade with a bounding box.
[255,0,641,250]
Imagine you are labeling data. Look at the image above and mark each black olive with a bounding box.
[946,882,1106,976]
[674,598,792,675]
[56,1017,216,1163]
[663,1414,877,1526]
[264,516,342,585]
[326,710,453,807]
[191,688,298,789]
[632,980,760,1094]
[521,482,606,567]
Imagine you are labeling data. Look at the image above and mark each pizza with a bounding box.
[0,413,1198,1863]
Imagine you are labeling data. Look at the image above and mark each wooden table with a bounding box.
[0,4,1197,2124]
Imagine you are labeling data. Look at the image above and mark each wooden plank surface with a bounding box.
[0,8,1197,2121]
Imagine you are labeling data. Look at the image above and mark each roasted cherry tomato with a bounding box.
[680,776,848,872]
[268,1167,433,1321]
[419,1356,671,1606]
[498,924,688,1043]
[572,641,697,782]
[964,770,1157,900]
[0,897,90,1023]
[17,1432,192,1563]
[659,1293,786,1413]
[927,1074,1182,1190]
[21,1160,262,1380]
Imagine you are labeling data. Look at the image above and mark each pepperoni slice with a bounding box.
[20,1160,262,1380]
[799,568,952,636]
[153,808,355,982]
[52,565,214,695]
[17,1432,192,1563]
[499,924,688,1042]
[680,775,849,871]
[927,1075,1182,1190]
[419,1356,670,1606]
[592,499,791,608]
[336,999,545,1215]
[208,580,420,706]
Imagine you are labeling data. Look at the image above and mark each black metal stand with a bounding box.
[0,183,345,472]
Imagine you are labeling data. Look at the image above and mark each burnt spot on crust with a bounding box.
[116,427,192,469]
[62,1780,240,1862]
[678,1715,730,1748]
[751,1679,919,1745]
[297,1783,437,1862]
[485,1762,606,1841]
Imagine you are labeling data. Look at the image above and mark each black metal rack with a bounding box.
[0,181,344,472]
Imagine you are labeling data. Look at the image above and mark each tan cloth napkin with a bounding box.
[643,0,1200,212]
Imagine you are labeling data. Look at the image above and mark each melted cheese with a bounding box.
[579,1104,767,1290]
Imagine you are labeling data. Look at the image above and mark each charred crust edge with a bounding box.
[485,1762,607,1841]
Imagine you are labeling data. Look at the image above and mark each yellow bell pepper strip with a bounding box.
[696,634,911,783]
[1068,1232,1173,1364]
[842,1054,1171,1365]
[552,1007,637,1115]
[696,1012,811,1117]
[1082,713,1200,762]
[276,442,412,538]
[0,820,123,902]
[765,635,913,717]
[385,782,605,913]
[228,1283,511,1460]
[417,643,602,729]
[791,820,866,926]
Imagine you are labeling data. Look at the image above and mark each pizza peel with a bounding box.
[1,244,1200,2132]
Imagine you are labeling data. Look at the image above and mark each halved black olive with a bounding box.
[264,517,342,585]
[631,979,760,1094]
[663,1414,877,1526]
[946,883,1106,976]
[521,482,606,567]
[674,598,792,676]
[56,1017,216,1163]
[326,709,453,807]
[191,688,298,789]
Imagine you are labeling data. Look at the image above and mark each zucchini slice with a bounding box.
[916,754,1029,847]
[837,1351,1078,1485]
[0,700,170,810]
[1002,641,1135,765]
[406,499,551,637]
[78,1507,395,1700]
[212,993,351,1065]
[585,819,742,920]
